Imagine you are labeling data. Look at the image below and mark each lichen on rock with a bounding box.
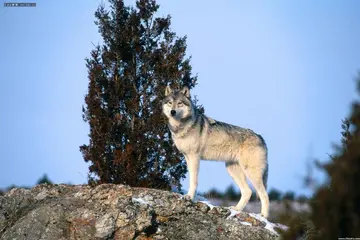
[0,184,285,240]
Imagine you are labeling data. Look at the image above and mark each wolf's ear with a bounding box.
[165,86,173,96]
[181,86,190,98]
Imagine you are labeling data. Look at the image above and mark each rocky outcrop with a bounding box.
[209,198,310,222]
[0,184,286,239]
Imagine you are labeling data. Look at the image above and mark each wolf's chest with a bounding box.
[172,135,199,154]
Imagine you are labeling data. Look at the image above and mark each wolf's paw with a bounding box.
[182,194,194,201]
[229,206,241,212]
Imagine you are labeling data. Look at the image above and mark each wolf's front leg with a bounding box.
[184,154,200,200]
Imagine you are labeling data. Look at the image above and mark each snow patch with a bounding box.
[194,194,216,209]
[175,192,218,210]
[228,208,240,218]
[227,210,288,236]
[132,197,150,205]
[173,192,289,235]
[240,221,252,226]
[274,223,289,231]
[249,213,285,236]
[198,200,216,209]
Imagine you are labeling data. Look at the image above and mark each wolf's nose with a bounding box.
[170,110,176,116]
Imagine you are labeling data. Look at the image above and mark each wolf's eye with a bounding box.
[167,101,172,105]
[178,101,183,106]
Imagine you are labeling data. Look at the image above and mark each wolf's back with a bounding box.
[210,120,269,189]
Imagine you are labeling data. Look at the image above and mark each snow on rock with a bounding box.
[198,200,216,209]
[195,194,217,209]
[249,213,289,235]
[2,184,280,239]
[228,208,240,218]
[132,197,150,205]
[197,194,288,236]
[240,221,252,226]
[170,188,288,236]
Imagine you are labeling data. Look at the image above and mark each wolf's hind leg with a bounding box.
[225,162,252,212]
[244,163,269,218]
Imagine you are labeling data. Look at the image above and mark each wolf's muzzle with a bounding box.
[170,110,176,116]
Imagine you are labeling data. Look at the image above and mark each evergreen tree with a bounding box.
[296,194,309,203]
[224,184,240,201]
[282,191,295,201]
[204,187,224,199]
[80,0,202,190]
[340,118,352,150]
[36,174,53,185]
[268,188,282,201]
[310,77,360,239]
[283,74,360,239]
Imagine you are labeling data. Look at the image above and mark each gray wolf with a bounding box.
[162,86,270,218]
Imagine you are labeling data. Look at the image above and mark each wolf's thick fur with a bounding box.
[162,86,270,218]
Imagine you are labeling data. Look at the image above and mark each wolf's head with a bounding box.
[162,86,194,121]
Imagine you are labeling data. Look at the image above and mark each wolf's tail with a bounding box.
[263,161,268,191]
[259,134,268,191]
[256,134,268,191]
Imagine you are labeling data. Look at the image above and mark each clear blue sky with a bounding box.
[1,0,359,196]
